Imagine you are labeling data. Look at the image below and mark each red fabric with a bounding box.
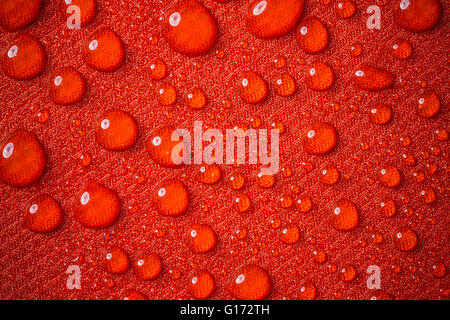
[0,0,448,300]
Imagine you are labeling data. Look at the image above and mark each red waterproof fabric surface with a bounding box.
[0,0,448,300]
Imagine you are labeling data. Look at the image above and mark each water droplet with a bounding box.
[103,247,129,274]
[402,153,416,166]
[198,164,222,184]
[146,126,184,167]
[372,231,384,244]
[371,290,394,300]
[303,122,337,155]
[74,181,121,228]
[78,152,92,167]
[312,248,327,263]
[380,199,396,217]
[279,195,293,208]
[186,224,217,253]
[320,165,340,185]
[226,174,245,191]
[394,228,418,251]
[133,253,162,280]
[257,172,275,188]
[23,194,63,233]
[306,62,334,91]
[149,58,167,80]
[420,187,436,204]
[379,165,401,188]
[298,282,316,300]
[163,0,218,56]
[417,91,440,118]
[238,71,268,104]
[122,290,148,300]
[296,17,328,54]
[2,33,46,80]
[280,223,300,244]
[350,43,362,57]
[336,1,356,19]
[247,0,305,38]
[273,56,286,68]
[353,64,395,90]
[234,194,251,213]
[330,200,359,231]
[95,110,138,151]
[0,130,46,187]
[340,265,356,282]
[186,88,207,109]
[168,268,181,280]
[153,179,189,216]
[228,264,271,299]
[82,28,125,71]
[431,264,446,278]
[189,270,215,299]
[157,83,177,106]
[270,217,281,229]
[0,0,41,31]
[391,40,412,60]
[434,128,448,141]
[369,104,392,125]
[274,73,296,97]
[296,196,312,213]
[50,67,86,105]
[394,0,442,32]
